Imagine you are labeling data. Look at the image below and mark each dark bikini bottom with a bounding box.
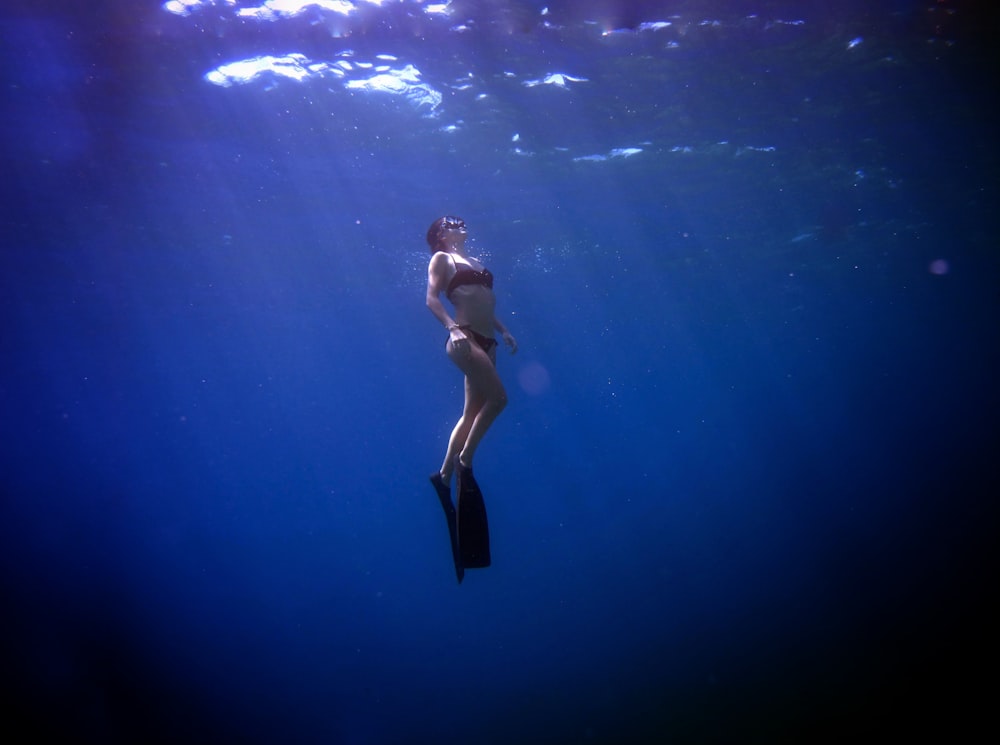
[458,325,497,353]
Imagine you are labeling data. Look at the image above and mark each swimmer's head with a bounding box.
[427,215,467,253]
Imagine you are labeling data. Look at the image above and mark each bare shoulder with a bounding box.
[428,251,454,275]
[427,251,454,291]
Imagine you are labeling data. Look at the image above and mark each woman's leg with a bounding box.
[449,343,507,469]
[439,376,485,480]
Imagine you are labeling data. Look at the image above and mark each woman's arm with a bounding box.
[426,252,456,327]
[426,253,468,346]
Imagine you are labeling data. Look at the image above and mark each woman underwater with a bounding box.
[424,216,517,581]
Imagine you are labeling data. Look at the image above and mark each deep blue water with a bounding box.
[2,1,998,743]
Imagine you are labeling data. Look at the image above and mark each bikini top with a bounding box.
[446,258,493,299]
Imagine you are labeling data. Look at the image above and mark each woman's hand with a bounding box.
[502,331,518,354]
[449,326,472,358]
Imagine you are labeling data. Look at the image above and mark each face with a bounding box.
[440,216,467,247]
[441,216,466,233]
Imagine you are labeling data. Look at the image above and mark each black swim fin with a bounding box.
[454,456,491,569]
[430,473,464,584]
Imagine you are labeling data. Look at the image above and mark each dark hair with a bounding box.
[426,215,466,254]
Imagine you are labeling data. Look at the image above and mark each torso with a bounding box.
[444,254,496,336]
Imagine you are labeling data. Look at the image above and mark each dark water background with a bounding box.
[2,1,997,743]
